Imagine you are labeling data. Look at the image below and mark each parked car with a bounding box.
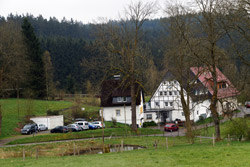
[88,123,97,130]
[245,101,250,108]
[67,124,81,132]
[21,123,38,135]
[164,123,179,132]
[50,126,68,133]
[74,121,89,130]
[92,121,105,129]
[38,124,48,131]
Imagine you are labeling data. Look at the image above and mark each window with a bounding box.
[197,111,199,115]
[159,92,163,96]
[165,102,168,106]
[163,81,166,85]
[169,91,172,95]
[116,110,121,116]
[146,114,152,120]
[182,112,184,116]
[174,81,177,84]
[164,91,167,95]
[117,97,122,102]
[123,97,127,102]
[174,91,177,95]
[170,102,173,106]
[155,102,159,107]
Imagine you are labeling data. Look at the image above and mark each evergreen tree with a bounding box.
[22,18,46,98]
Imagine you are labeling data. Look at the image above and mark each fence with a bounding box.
[0,133,239,160]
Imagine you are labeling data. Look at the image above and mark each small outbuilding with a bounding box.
[30,115,64,129]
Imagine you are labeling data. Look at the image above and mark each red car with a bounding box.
[164,123,179,132]
[245,101,250,108]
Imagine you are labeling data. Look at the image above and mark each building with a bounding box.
[30,115,64,129]
[100,78,144,127]
[145,67,238,123]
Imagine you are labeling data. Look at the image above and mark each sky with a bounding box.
[0,0,167,24]
[0,0,195,24]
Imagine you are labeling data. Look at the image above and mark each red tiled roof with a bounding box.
[190,67,238,99]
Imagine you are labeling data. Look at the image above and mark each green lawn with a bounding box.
[0,136,249,167]
[7,127,162,145]
[0,99,73,139]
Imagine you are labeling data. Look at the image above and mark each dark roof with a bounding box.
[101,79,143,107]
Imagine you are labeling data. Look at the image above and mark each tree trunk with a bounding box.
[0,103,2,136]
[183,107,193,143]
[131,78,137,131]
[210,95,221,141]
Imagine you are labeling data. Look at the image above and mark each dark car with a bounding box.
[164,123,179,132]
[21,123,38,135]
[88,123,97,130]
[50,126,68,133]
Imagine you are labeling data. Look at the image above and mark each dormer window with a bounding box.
[113,96,129,103]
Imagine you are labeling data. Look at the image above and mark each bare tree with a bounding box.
[95,1,157,131]
[0,20,29,118]
[163,2,207,142]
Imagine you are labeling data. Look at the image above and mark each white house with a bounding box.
[146,67,238,123]
[30,115,64,129]
[100,78,144,127]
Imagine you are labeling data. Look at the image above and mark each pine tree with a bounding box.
[22,18,46,98]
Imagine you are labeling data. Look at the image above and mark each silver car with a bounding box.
[38,124,48,131]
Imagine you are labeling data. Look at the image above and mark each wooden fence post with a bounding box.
[121,140,124,152]
[73,142,76,156]
[200,136,202,144]
[228,134,230,146]
[36,148,39,160]
[166,137,168,150]
[213,134,215,147]
[23,148,25,161]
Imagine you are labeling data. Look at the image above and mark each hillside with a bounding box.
[0,99,73,138]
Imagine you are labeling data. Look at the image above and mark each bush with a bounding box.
[143,121,157,128]
[111,117,117,127]
[47,110,59,116]
[225,118,250,141]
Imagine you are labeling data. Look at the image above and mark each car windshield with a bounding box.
[23,125,31,129]
[165,124,171,127]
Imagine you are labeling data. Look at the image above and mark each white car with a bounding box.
[38,124,48,131]
[74,121,89,130]
[92,121,105,129]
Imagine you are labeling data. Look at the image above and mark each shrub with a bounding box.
[143,121,157,128]
[225,118,250,141]
[47,110,59,116]
[111,117,117,127]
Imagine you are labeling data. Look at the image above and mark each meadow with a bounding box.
[0,136,249,167]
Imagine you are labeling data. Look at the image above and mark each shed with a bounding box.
[30,115,64,129]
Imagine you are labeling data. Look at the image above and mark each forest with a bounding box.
[0,0,249,100]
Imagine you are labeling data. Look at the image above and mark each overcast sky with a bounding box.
[0,0,172,24]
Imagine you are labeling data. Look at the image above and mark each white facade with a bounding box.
[30,115,64,129]
[101,91,144,127]
[146,79,211,123]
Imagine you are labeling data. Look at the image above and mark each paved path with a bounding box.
[0,130,49,146]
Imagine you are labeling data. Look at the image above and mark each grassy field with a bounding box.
[0,136,249,166]
[7,127,162,145]
[0,99,73,139]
